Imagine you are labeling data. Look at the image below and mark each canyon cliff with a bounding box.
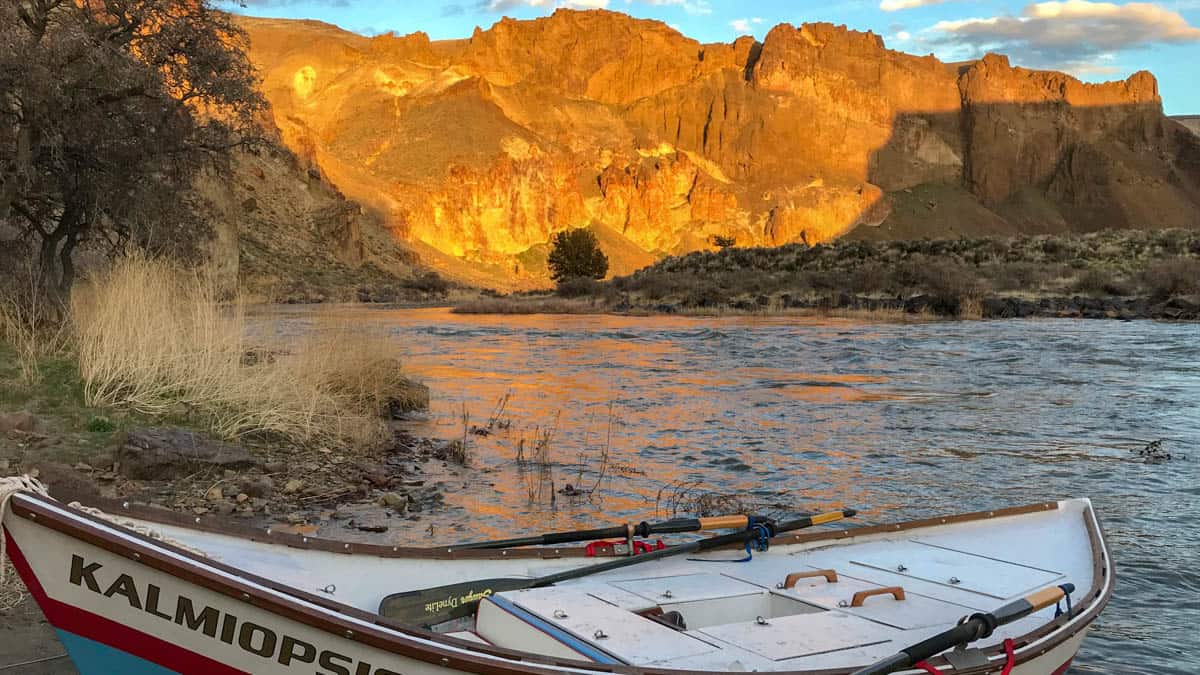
[239,10,1200,288]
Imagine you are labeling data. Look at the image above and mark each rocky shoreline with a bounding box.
[0,418,463,675]
[1,419,462,538]
[0,332,460,673]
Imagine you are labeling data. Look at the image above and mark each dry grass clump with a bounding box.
[71,256,422,448]
[1072,269,1133,296]
[655,480,754,518]
[1,558,26,612]
[0,264,69,384]
[517,413,558,503]
[1142,258,1200,300]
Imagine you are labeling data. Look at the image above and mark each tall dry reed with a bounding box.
[0,263,68,383]
[70,256,420,448]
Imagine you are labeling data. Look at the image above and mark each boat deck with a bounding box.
[463,505,1092,671]
[145,499,1099,672]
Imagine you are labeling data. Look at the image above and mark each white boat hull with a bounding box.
[2,492,1111,675]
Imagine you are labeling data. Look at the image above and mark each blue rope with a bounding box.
[747,523,772,553]
[1054,584,1074,619]
[688,523,773,563]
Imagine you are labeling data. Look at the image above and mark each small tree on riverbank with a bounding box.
[0,0,265,293]
[547,228,609,282]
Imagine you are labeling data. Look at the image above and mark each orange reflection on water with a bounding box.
[262,307,899,542]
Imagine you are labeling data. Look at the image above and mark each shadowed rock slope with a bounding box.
[194,142,431,303]
[1176,116,1200,138]
[239,10,1200,289]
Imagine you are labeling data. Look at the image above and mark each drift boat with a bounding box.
[0,478,1111,675]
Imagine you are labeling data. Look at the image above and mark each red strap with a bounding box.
[1001,638,1017,675]
[585,539,667,557]
[914,638,1015,675]
[584,540,624,556]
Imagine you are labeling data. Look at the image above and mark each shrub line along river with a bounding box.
[261,306,1198,675]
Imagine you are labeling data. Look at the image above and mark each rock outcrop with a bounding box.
[238,10,1200,288]
[193,140,426,302]
[1177,116,1200,137]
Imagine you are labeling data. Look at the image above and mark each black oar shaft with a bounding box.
[454,526,633,550]
[380,508,856,626]
[452,515,757,550]
[535,509,855,587]
[851,584,1074,675]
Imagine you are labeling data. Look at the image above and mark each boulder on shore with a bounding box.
[0,410,42,434]
[116,428,260,480]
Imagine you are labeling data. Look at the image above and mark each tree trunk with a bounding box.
[38,232,61,288]
[58,229,80,294]
[0,94,32,220]
[38,201,80,293]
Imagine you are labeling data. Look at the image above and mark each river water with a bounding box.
[267,307,1198,674]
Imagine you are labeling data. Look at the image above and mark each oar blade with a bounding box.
[379,577,532,626]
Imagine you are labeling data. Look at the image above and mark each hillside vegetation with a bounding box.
[460,230,1200,320]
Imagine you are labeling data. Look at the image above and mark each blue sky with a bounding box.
[227,0,1200,114]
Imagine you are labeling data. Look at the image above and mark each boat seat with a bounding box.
[443,631,492,646]
[480,587,721,665]
[772,567,980,630]
[695,611,906,662]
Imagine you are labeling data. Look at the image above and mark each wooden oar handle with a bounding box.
[782,569,839,588]
[851,586,906,607]
[850,582,1077,675]
[1025,585,1067,612]
[697,515,749,530]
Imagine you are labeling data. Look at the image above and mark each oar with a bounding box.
[450,514,770,550]
[380,508,856,626]
[851,583,1076,675]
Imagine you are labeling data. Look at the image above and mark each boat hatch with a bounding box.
[614,573,822,629]
[494,588,720,664]
[613,573,766,604]
[779,569,980,630]
[697,612,901,661]
[848,541,1063,599]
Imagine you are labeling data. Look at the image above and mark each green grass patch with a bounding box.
[0,340,189,461]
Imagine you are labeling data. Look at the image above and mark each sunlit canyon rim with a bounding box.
[238,9,1200,288]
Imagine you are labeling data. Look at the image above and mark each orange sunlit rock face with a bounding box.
[237,9,1200,288]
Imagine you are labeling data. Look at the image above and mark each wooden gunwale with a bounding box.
[6,494,1111,675]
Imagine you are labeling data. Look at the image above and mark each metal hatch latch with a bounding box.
[944,646,990,670]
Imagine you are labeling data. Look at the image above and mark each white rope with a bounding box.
[0,475,50,586]
[1,474,206,586]
[65,502,208,558]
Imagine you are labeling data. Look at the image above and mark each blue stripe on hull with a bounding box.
[55,629,178,675]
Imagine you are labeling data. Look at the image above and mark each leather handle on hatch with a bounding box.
[851,586,906,607]
[782,569,839,589]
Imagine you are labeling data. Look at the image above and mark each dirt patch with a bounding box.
[0,602,76,674]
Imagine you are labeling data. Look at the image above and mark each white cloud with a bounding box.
[483,0,608,9]
[927,0,1200,70]
[637,0,713,15]
[896,30,912,39]
[880,0,951,11]
[484,0,716,11]
[730,16,764,33]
